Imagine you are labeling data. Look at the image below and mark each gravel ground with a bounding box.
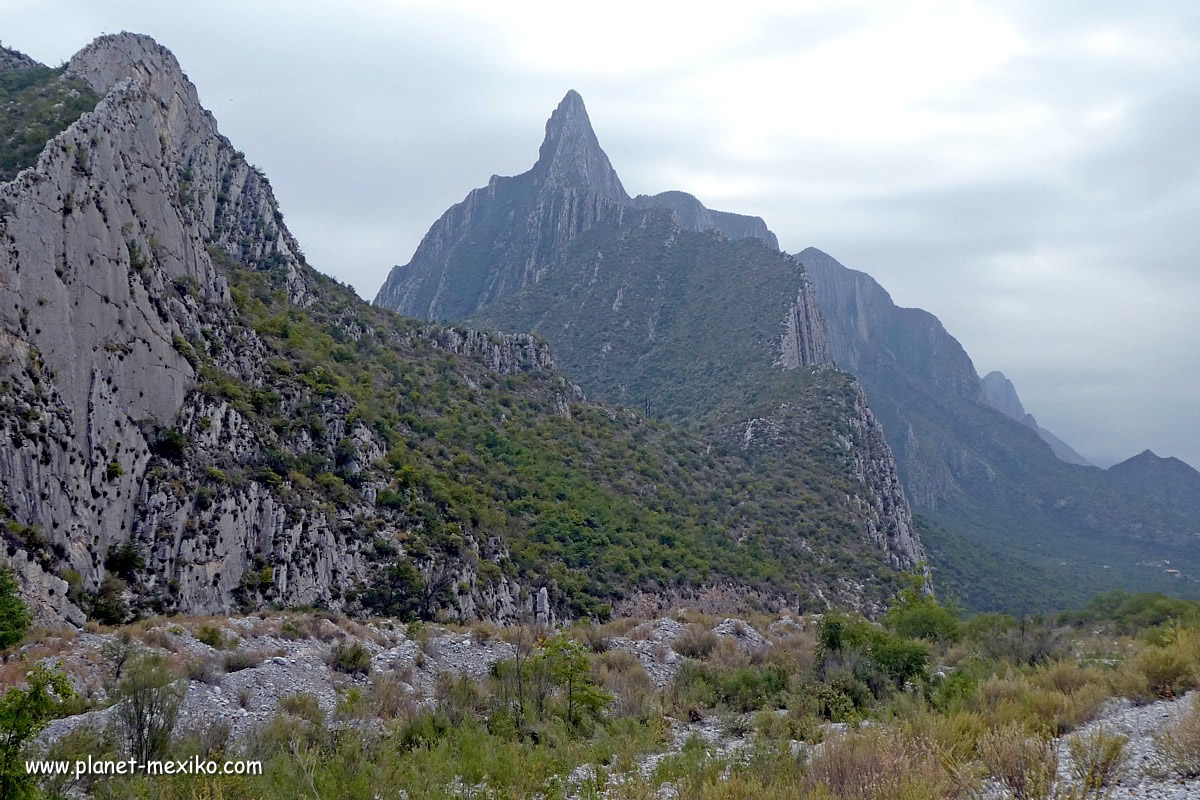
[28,614,1200,799]
[1035,693,1199,800]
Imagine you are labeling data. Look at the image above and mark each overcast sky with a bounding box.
[5,0,1199,469]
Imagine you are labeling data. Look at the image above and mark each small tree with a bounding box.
[100,631,136,683]
[90,575,129,625]
[113,655,183,763]
[883,572,960,644]
[0,567,31,650]
[0,664,75,798]
[540,633,608,726]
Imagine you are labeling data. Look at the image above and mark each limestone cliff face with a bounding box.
[374,92,631,321]
[375,93,784,321]
[0,46,39,72]
[778,273,831,370]
[0,34,560,624]
[799,245,1200,610]
[802,247,984,403]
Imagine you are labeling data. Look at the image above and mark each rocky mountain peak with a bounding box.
[65,33,187,100]
[980,370,1027,420]
[533,90,628,201]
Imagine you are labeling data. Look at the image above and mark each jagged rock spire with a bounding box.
[532,90,628,201]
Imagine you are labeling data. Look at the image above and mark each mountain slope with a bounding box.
[1108,451,1200,522]
[0,36,919,625]
[1,45,98,182]
[376,92,926,593]
[980,371,1092,466]
[800,247,1200,609]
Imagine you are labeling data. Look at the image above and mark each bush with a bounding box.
[90,575,128,625]
[576,624,612,653]
[1155,694,1200,777]
[113,655,184,763]
[329,641,372,675]
[276,690,324,724]
[279,618,308,640]
[222,649,261,672]
[675,624,718,659]
[753,706,821,745]
[883,577,961,644]
[0,664,75,798]
[1124,645,1197,702]
[194,624,226,649]
[149,427,188,462]
[183,657,221,685]
[804,727,966,799]
[963,613,1068,666]
[818,612,930,695]
[670,661,790,716]
[1068,726,1128,794]
[435,672,480,727]
[370,672,415,720]
[593,650,656,720]
[978,724,1059,800]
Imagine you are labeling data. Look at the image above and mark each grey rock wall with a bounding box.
[0,34,564,625]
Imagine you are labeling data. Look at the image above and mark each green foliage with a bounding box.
[1067,726,1128,796]
[89,575,128,625]
[112,655,183,764]
[961,613,1068,666]
[818,612,930,694]
[104,460,124,481]
[188,208,911,618]
[149,427,188,462]
[0,567,31,649]
[538,633,610,726]
[329,641,372,675]
[883,573,961,644]
[357,560,442,622]
[671,661,791,715]
[1062,591,1200,634]
[0,663,75,799]
[194,624,226,649]
[104,541,144,582]
[0,55,98,183]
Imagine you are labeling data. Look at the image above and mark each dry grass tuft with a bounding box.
[805,727,971,799]
[978,724,1059,800]
[1067,726,1128,794]
[1155,693,1200,777]
[593,650,656,720]
[675,624,719,660]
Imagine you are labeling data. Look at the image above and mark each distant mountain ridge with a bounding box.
[1108,450,1200,521]
[800,247,1200,608]
[980,371,1092,466]
[375,89,1200,612]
